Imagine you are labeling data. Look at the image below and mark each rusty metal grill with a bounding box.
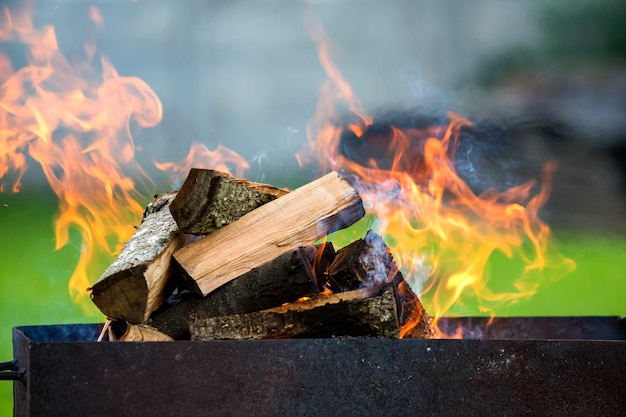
[2,318,625,417]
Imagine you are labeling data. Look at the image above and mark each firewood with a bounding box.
[119,324,174,341]
[327,230,397,292]
[169,169,288,235]
[191,286,399,340]
[327,229,434,338]
[147,247,323,339]
[174,171,365,296]
[303,242,336,286]
[89,192,185,324]
[391,275,435,338]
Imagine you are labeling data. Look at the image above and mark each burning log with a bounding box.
[392,275,435,338]
[191,286,399,340]
[147,246,326,339]
[89,192,186,324]
[326,229,434,338]
[169,168,288,235]
[304,242,336,284]
[173,171,365,296]
[327,230,396,291]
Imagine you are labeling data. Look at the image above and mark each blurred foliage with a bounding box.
[541,0,626,64]
[473,0,626,87]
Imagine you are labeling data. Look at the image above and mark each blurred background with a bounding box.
[2,0,625,414]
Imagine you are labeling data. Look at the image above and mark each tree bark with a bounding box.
[174,171,365,296]
[169,169,288,235]
[89,192,184,324]
[191,286,399,340]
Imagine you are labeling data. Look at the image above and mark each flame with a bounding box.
[0,4,162,310]
[299,11,576,328]
[1,2,576,333]
[154,142,249,185]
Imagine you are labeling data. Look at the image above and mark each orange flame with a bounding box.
[0,4,162,310]
[154,142,249,184]
[299,12,576,327]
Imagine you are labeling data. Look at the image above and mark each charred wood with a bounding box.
[391,274,435,338]
[303,242,336,288]
[328,230,397,292]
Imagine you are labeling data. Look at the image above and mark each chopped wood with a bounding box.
[327,230,397,292]
[119,324,174,341]
[169,169,288,234]
[303,242,336,287]
[174,171,365,296]
[89,192,185,324]
[327,229,435,338]
[147,247,322,339]
[391,275,436,339]
[191,286,399,340]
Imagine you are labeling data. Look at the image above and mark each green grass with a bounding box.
[1,192,625,416]
[328,215,626,317]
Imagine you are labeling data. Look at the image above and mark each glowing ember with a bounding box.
[0,4,162,310]
[298,12,576,328]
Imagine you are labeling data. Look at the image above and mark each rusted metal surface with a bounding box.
[438,316,626,340]
[8,320,626,417]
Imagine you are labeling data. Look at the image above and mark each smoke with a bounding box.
[340,109,529,197]
[455,120,526,194]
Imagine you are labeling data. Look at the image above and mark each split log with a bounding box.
[89,192,185,324]
[174,171,365,296]
[191,286,399,340]
[303,242,336,287]
[119,324,174,342]
[169,169,288,234]
[327,230,397,292]
[391,275,435,338]
[147,247,323,339]
[327,229,435,338]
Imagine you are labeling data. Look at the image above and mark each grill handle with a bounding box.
[0,360,24,381]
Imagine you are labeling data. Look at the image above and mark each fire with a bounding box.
[298,12,576,328]
[0,4,162,310]
[154,142,249,186]
[1,2,576,335]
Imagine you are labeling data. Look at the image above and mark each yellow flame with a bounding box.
[299,11,576,327]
